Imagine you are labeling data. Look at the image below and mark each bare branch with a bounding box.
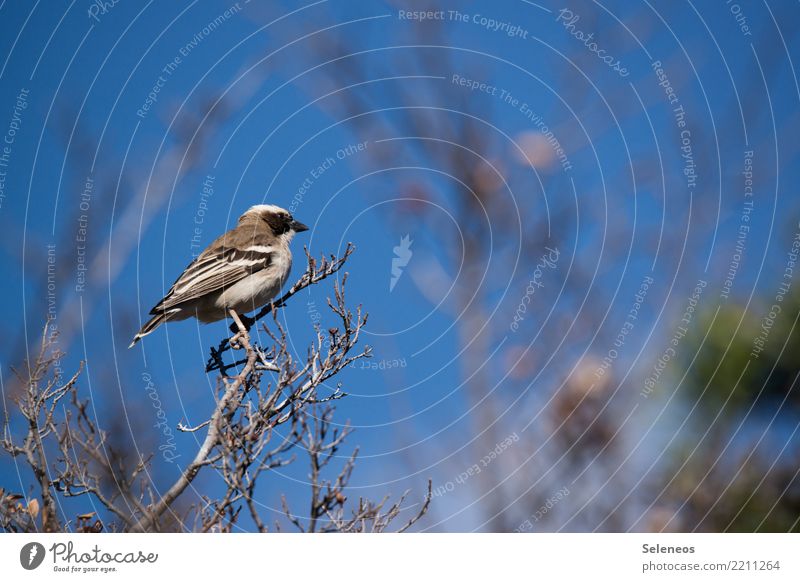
[4,245,430,533]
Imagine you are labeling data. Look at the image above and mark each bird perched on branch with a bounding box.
[129,204,308,347]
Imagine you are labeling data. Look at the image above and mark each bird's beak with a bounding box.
[291,219,309,233]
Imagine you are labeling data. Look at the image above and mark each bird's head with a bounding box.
[240,204,309,242]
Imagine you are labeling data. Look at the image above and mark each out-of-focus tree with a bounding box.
[657,285,800,532]
[255,0,799,531]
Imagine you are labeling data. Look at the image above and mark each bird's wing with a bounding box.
[151,246,273,313]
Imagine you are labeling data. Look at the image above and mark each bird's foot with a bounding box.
[227,309,253,350]
[229,332,245,350]
[228,312,255,335]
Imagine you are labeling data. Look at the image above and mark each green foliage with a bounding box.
[683,291,800,414]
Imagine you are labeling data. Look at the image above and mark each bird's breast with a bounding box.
[214,249,292,313]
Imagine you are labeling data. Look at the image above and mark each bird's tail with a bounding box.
[129,311,175,348]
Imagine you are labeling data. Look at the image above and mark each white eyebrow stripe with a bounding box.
[244,245,274,254]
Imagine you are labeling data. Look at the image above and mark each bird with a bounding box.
[129,204,308,348]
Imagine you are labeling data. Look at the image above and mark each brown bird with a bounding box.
[129,204,308,347]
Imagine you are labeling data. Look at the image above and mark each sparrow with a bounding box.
[129,204,308,347]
